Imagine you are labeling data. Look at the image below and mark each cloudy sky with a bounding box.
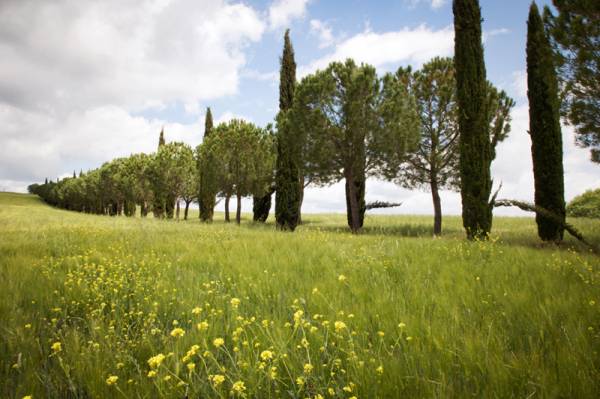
[0,0,597,216]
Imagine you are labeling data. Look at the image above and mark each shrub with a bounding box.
[567,189,600,218]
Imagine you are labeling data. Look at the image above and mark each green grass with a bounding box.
[1,192,598,398]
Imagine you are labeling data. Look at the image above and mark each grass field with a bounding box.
[0,192,598,398]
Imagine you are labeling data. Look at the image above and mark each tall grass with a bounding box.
[1,193,598,398]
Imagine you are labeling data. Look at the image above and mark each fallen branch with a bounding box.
[365,201,402,211]
[494,198,590,247]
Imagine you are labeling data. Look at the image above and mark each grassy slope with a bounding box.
[0,192,598,398]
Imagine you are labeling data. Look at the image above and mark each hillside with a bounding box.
[0,192,598,398]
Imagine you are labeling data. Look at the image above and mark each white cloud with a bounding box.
[406,0,448,10]
[0,0,265,189]
[0,0,265,114]
[300,24,454,76]
[510,70,528,100]
[309,19,335,48]
[268,0,310,30]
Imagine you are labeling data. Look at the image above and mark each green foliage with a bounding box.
[453,0,493,240]
[527,2,566,242]
[275,29,301,231]
[208,120,275,224]
[289,59,419,233]
[1,193,599,398]
[149,142,195,219]
[567,188,600,218]
[544,0,600,163]
[397,57,514,235]
[198,108,216,221]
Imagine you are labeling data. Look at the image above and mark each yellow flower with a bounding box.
[163,375,171,381]
[296,376,305,386]
[51,342,62,353]
[303,363,313,374]
[338,274,347,282]
[312,287,319,294]
[106,375,119,385]
[293,310,304,326]
[187,362,196,372]
[24,324,32,329]
[116,362,124,369]
[147,370,157,378]
[334,321,347,332]
[398,322,406,329]
[590,300,596,306]
[377,331,385,337]
[213,337,225,348]
[210,374,225,386]
[192,306,202,315]
[170,327,185,338]
[260,350,274,361]
[22,396,33,399]
[230,298,241,308]
[232,380,246,394]
[328,387,335,396]
[376,365,384,374]
[269,366,278,379]
[197,321,209,331]
[147,353,166,369]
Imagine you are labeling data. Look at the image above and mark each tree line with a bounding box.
[29,0,597,243]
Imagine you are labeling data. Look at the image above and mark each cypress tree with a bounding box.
[158,127,165,148]
[453,0,493,240]
[73,170,76,179]
[199,107,216,221]
[205,107,213,135]
[527,2,565,241]
[275,29,300,231]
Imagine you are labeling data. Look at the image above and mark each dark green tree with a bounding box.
[275,29,301,231]
[198,107,217,221]
[544,1,600,163]
[290,59,419,233]
[453,0,493,240]
[158,127,166,148]
[527,2,566,241]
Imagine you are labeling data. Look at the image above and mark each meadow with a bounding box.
[0,192,598,398]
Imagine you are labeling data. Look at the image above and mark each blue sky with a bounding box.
[0,0,596,216]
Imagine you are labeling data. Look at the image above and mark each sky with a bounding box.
[0,0,597,217]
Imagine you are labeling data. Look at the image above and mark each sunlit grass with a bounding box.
[1,192,598,398]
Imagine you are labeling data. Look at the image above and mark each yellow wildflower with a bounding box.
[197,321,209,331]
[147,370,157,378]
[170,327,185,338]
[213,337,225,348]
[147,353,166,369]
[51,342,62,353]
[296,376,305,386]
[232,380,246,394]
[192,307,202,315]
[230,298,241,308]
[260,350,274,361]
[210,374,225,386]
[106,375,119,385]
[187,362,196,372]
[334,321,347,332]
[376,365,384,374]
[338,274,347,282]
[303,363,314,374]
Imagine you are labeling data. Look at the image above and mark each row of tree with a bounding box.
[30,0,596,242]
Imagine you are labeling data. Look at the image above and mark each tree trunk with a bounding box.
[298,182,304,224]
[431,180,442,236]
[345,173,361,233]
[184,200,191,220]
[141,201,148,217]
[236,193,242,224]
[225,195,230,222]
[176,200,180,220]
